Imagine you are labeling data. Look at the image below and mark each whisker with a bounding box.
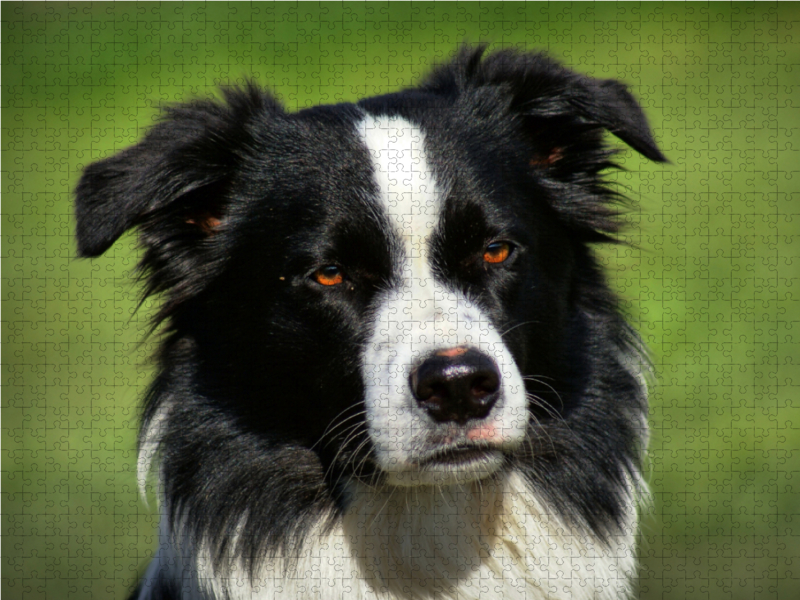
[524,409,558,457]
[525,393,562,423]
[521,375,566,413]
[323,423,368,485]
[310,404,367,450]
[341,433,377,490]
[499,320,539,339]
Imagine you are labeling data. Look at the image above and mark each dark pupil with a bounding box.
[487,243,503,253]
[322,266,340,277]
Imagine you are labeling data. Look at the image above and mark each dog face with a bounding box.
[357,112,530,486]
[75,47,664,552]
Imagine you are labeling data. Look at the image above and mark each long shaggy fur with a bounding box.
[75,46,665,600]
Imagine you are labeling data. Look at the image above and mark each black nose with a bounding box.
[410,347,501,423]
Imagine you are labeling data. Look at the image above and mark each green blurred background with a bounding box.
[3,2,799,599]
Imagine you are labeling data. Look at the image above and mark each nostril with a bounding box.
[415,379,449,403]
[471,374,499,399]
[429,383,449,402]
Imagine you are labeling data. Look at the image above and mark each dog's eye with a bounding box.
[312,265,344,286]
[483,241,513,264]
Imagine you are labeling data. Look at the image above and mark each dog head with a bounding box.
[76,47,664,508]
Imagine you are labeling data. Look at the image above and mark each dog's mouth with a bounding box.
[415,444,502,468]
[376,440,508,487]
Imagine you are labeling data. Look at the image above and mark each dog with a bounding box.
[75,46,665,600]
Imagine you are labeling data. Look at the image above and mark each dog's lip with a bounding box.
[415,444,502,467]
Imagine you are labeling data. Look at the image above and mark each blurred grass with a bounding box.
[3,2,799,599]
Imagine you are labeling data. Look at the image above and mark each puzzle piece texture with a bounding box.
[3,3,800,599]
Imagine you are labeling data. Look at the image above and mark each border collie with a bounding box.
[75,46,665,600]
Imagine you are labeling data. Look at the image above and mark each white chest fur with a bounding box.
[151,472,637,600]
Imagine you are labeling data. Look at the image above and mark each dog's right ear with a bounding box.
[75,85,280,257]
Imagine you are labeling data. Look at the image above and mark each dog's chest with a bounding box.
[174,473,636,600]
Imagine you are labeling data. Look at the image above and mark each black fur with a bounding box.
[76,46,665,599]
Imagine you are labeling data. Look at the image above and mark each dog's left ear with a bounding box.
[422,46,667,165]
[559,77,667,163]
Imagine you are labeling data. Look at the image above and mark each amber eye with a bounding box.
[483,241,512,264]
[313,265,344,286]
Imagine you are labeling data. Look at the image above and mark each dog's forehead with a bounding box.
[353,109,522,270]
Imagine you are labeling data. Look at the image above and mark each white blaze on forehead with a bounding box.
[357,113,460,347]
[358,113,441,288]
